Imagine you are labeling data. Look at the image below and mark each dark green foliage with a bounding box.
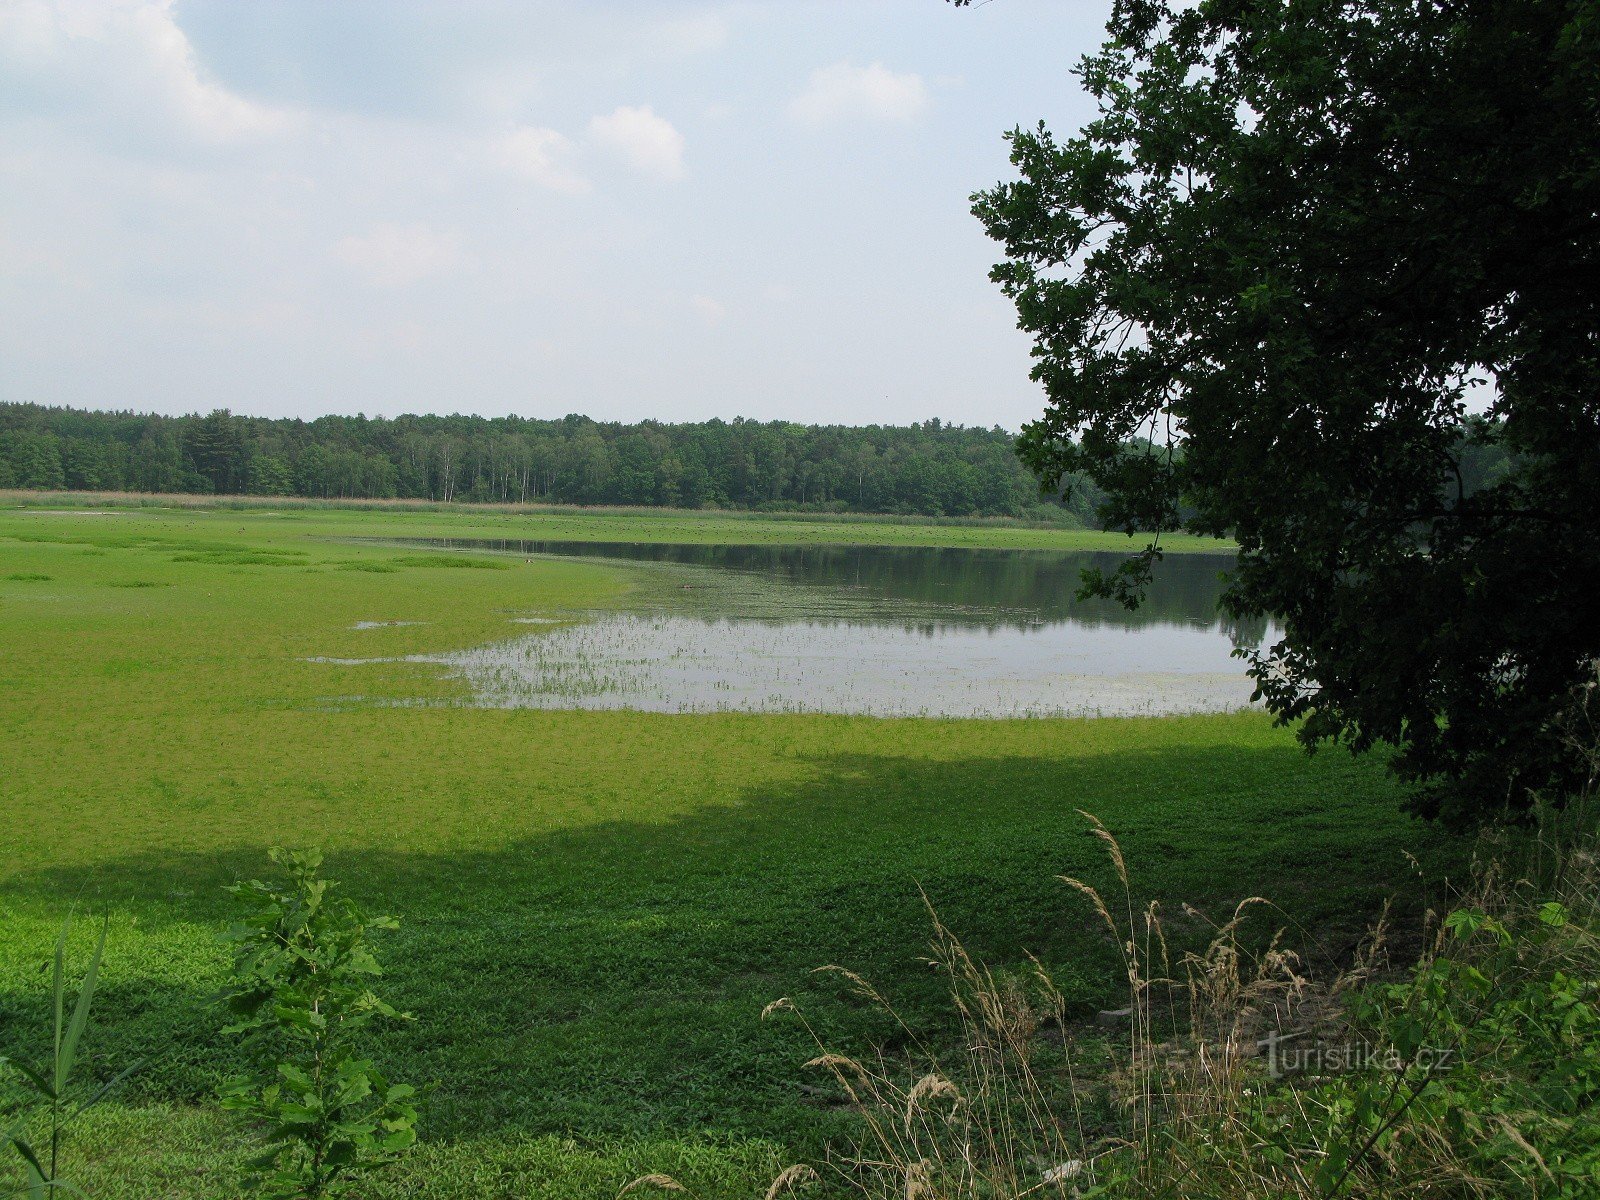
[0,432,65,491]
[181,411,251,495]
[219,849,424,1200]
[0,404,1098,520]
[1218,891,1599,1197]
[169,551,310,567]
[385,554,509,570]
[1,916,141,1197]
[970,0,1600,821]
[1322,903,1600,1195]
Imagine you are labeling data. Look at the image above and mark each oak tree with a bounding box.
[969,0,1600,820]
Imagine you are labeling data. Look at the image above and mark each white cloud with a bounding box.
[787,61,930,127]
[458,9,728,119]
[333,222,462,288]
[0,0,295,145]
[491,126,590,194]
[688,294,725,325]
[0,1,1081,429]
[651,12,729,58]
[587,105,685,182]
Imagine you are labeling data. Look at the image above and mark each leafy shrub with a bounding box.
[1295,895,1600,1197]
[219,849,424,1199]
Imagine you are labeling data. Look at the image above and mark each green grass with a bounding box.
[1,489,1234,552]
[0,505,1459,1198]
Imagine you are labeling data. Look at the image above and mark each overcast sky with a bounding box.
[0,0,1114,428]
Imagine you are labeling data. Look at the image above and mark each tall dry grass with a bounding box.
[624,676,1599,1199]
[731,811,1592,1200]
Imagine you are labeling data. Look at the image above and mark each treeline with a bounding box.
[0,404,1099,521]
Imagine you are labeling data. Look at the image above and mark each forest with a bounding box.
[0,403,1092,520]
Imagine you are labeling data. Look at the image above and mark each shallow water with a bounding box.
[413,538,1262,635]
[338,538,1272,719]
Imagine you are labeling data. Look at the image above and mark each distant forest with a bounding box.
[0,403,1099,521]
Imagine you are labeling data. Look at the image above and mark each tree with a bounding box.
[0,401,1071,521]
[248,454,295,496]
[969,0,1600,821]
[1,431,66,490]
[60,438,112,490]
[182,409,249,494]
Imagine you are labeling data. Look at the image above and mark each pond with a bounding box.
[343,538,1271,719]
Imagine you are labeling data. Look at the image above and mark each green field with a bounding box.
[0,501,1458,1198]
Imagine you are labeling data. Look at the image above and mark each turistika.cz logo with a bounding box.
[1261,1030,1457,1079]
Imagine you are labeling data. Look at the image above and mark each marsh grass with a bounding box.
[2,490,1098,534]
[715,801,1598,1200]
[0,490,1234,552]
[386,554,510,570]
[0,504,1464,1199]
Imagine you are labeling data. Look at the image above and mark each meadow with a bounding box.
[0,498,1461,1198]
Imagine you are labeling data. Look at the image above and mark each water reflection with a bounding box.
[404,538,1266,645]
[336,538,1270,719]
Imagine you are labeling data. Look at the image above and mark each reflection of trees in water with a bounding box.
[1227,613,1271,652]
[408,537,1263,639]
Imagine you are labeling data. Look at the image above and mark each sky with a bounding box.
[0,0,1115,429]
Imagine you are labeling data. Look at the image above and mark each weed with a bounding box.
[219,849,424,1199]
[170,552,308,567]
[0,916,143,1197]
[386,555,508,570]
[753,808,1597,1199]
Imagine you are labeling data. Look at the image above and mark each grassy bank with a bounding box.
[0,489,1235,552]
[0,507,1456,1198]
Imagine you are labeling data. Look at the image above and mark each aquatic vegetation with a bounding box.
[347,538,1266,718]
[415,613,1259,718]
[170,550,310,567]
[0,504,1458,1199]
[385,554,508,570]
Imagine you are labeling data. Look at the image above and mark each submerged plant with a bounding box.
[1,915,142,1198]
[219,848,424,1199]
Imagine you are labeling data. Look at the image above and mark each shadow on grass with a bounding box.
[0,740,1464,1151]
